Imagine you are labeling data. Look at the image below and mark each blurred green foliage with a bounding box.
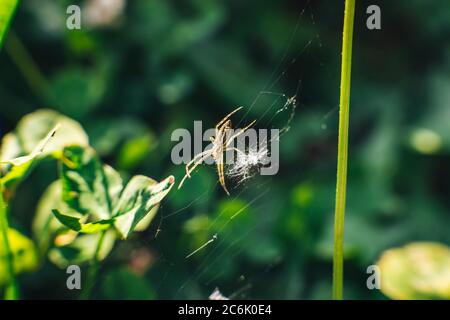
[0,228,38,286]
[378,242,450,300]
[0,0,450,299]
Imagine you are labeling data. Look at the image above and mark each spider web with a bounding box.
[129,1,337,300]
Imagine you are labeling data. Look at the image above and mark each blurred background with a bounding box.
[1,0,450,299]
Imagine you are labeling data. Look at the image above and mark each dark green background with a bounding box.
[1,0,449,299]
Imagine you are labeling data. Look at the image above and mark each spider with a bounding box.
[178,107,256,195]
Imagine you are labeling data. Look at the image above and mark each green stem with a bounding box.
[80,230,106,299]
[0,183,19,300]
[332,0,355,300]
[0,0,20,51]
[4,31,50,101]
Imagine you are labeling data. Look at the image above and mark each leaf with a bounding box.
[2,124,59,165]
[48,229,116,268]
[52,209,114,234]
[0,0,19,50]
[1,125,59,190]
[0,228,39,286]
[104,164,123,210]
[60,146,122,220]
[16,109,88,156]
[133,205,160,232]
[0,133,21,162]
[33,180,73,253]
[57,145,172,242]
[377,242,450,300]
[114,175,175,239]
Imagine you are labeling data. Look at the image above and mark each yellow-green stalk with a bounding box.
[333,0,356,300]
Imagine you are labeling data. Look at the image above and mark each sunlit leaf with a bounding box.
[133,205,160,232]
[60,146,122,220]
[104,164,123,210]
[16,109,88,156]
[57,145,173,241]
[33,180,73,253]
[0,133,21,162]
[0,228,38,286]
[114,175,175,239]
[52,209,113,234]
[48,229,116,268]
[378,242,450,300]
[1,125,58,190]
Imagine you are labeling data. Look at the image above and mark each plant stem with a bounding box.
[0,183,19,300]
[81,230,106,299]
[332,0,355,300]
[0,0,20,51]
[4,31,50,101]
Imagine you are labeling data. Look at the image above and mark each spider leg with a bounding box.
[186,154,210,177]
[185,150,209,178]
[225,120,256,147]
[178,152,211,189]
[178,174,191,190]
[215,107,243,130]
[216,154,230,196]
[225,147,245,154]
[224,147,245,162]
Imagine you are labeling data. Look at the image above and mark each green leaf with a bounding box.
[16,109,88,156]
[1,125,59,190]
[0,228,38,286]
[103,164,123,210]
[48,229,115,268]
[378,242,450,300]
[33,180,73,253]
[52,209,114,234]
[60,146,122,220]
[57,145,172,241]
[2,125,58,165]
[0,109,89,193]
[0,133,21,162]
[114,175,175,239]
[0,0,19,50]
[133,205,160,232]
